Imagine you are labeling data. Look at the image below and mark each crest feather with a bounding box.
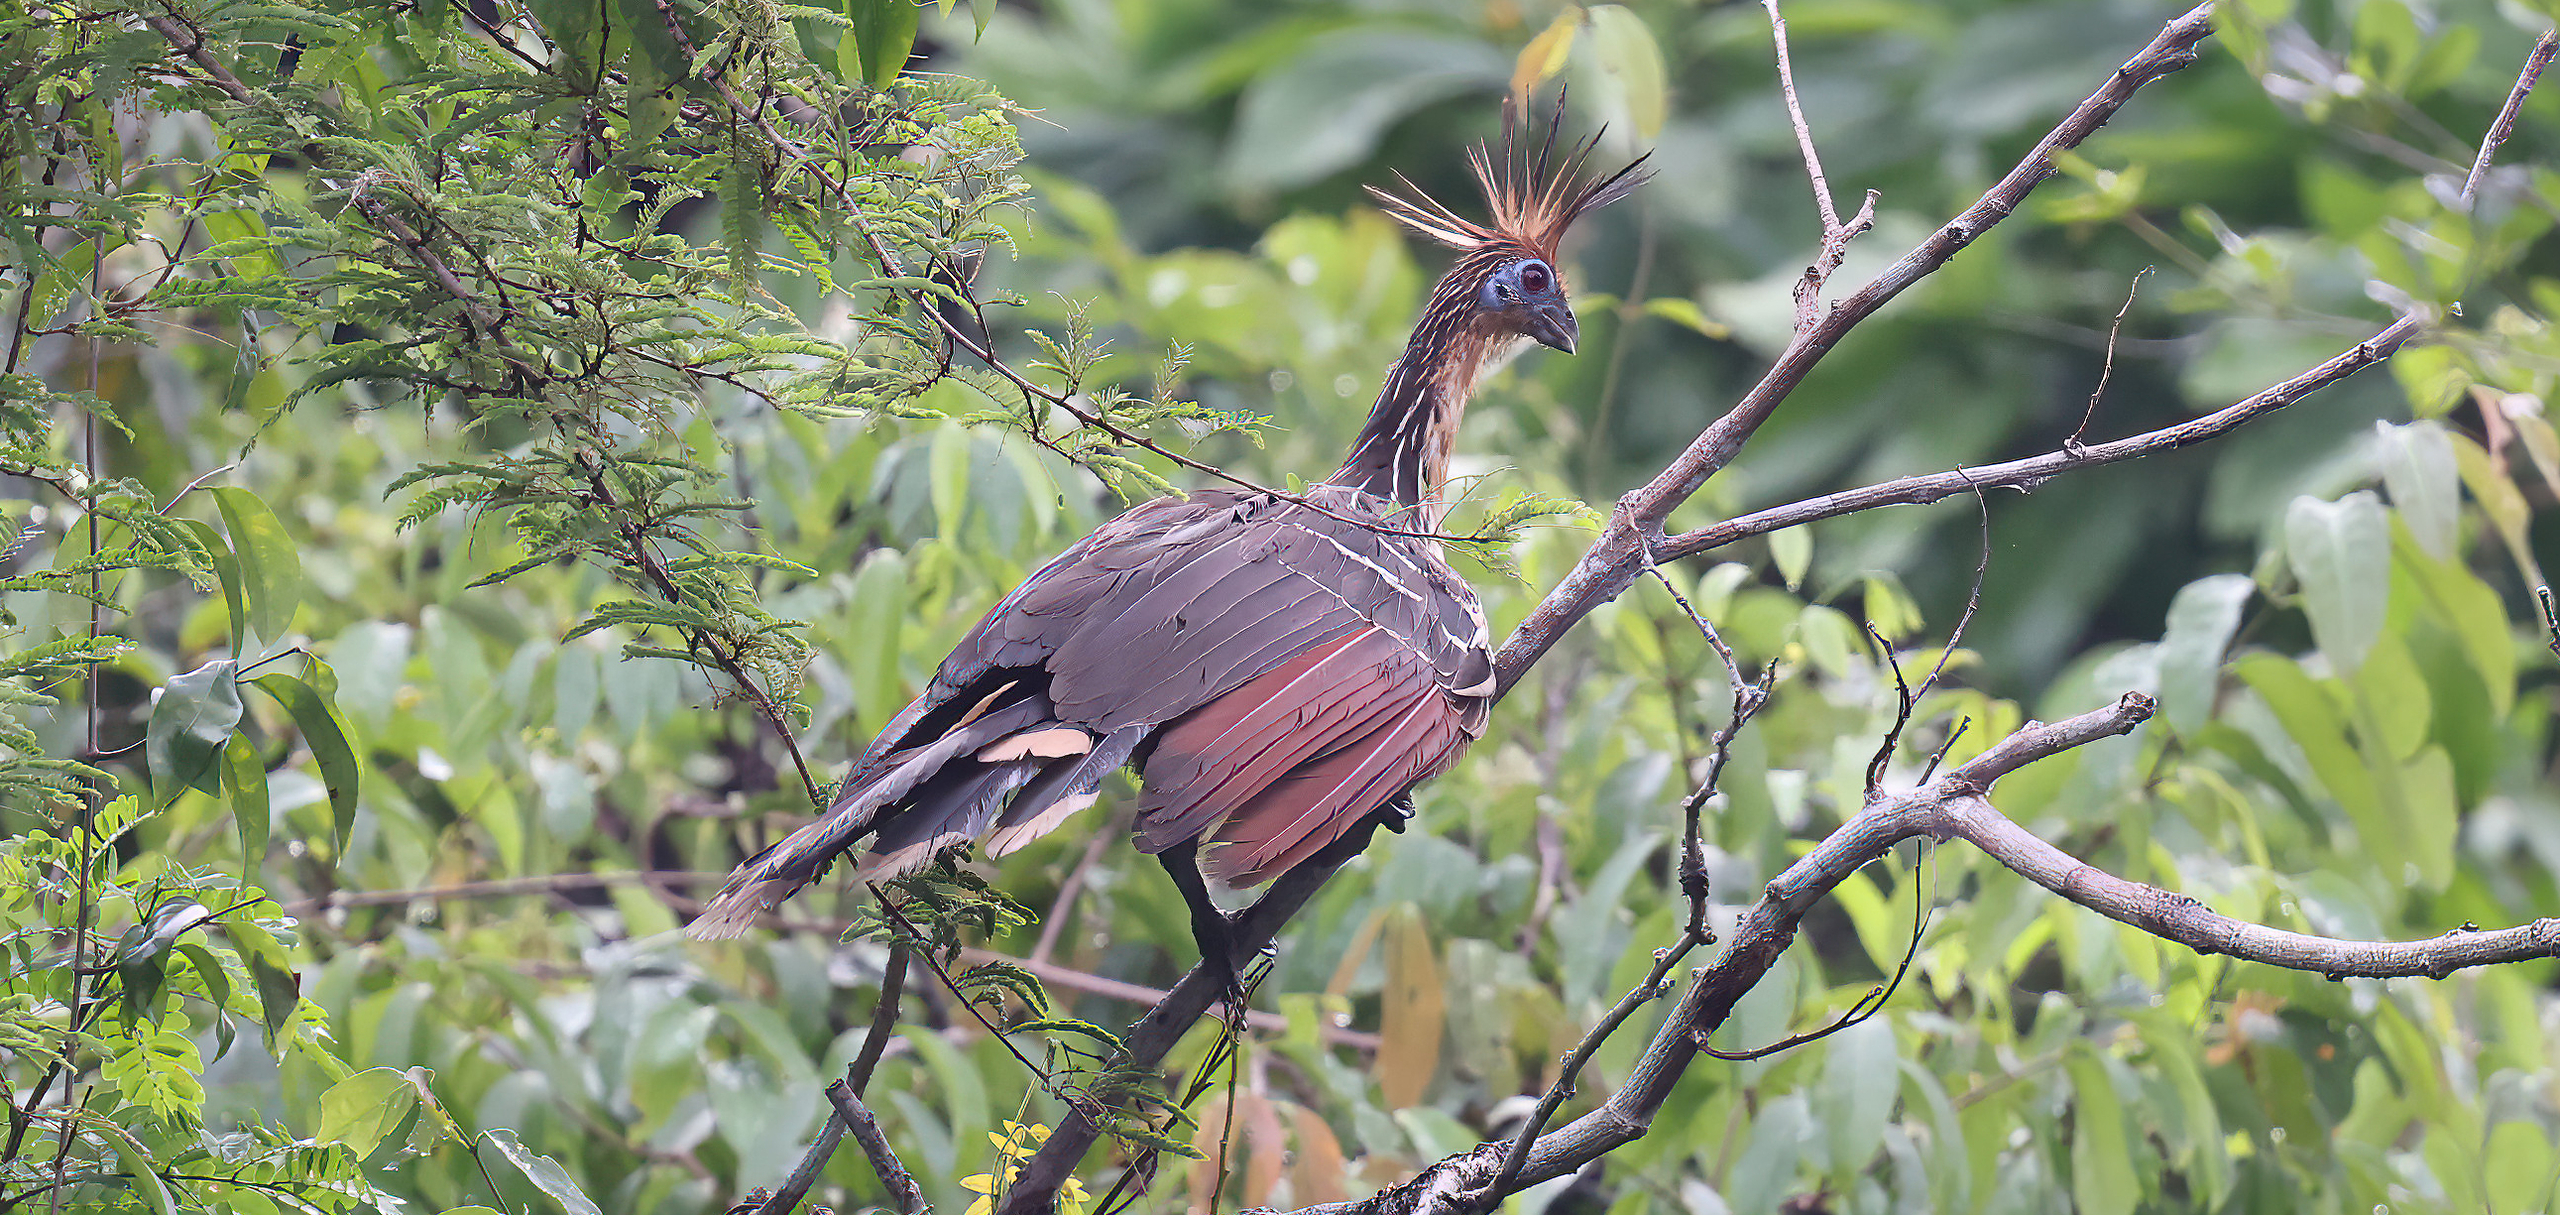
[1367,94,1654,262]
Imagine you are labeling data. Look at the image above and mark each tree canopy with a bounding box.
[5,0,2560,1212]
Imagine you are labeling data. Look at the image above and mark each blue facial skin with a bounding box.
[1479,257,1578,354]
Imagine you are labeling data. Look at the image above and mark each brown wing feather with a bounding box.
[1204,694,1468,884]
[693,484,1495,938]
[1136,625,1469,875]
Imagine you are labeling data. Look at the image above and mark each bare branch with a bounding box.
[827,1082,927,1215]
[2461,31,2556,203]
[1927,788,2559,979]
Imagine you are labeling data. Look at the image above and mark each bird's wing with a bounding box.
[690,487,1491,935]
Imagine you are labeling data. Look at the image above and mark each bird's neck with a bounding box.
[1329,301,1524,521]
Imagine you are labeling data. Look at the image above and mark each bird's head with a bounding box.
[1367,99,1653,361]
[1475,254,1576,354]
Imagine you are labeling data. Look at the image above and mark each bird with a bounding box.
[690,103,1650,986]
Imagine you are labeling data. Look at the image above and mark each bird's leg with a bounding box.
[1159,839,1248,1011]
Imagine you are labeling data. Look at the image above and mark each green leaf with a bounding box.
[2375,420,2457,559]
[248,670,361,852]
[2485,1119,2555,1215]
[222,731,269,882]
[2235,653,2394,873]
[148,659,244,808]
[316,1067,415,1159]
[528,0,607,86]
[930,422,972,541]
[846,549,908,738]
[1770,524,1812,591]
[2283,491,2388,675]
[843,0,922,88]
[1642,295,1731,339]
[2065,1049,2137,1215]
[178,519,247,654]
[106,1127,178,1215]
[114,899,214,1023]
[2155,574,2252,736]
[1817,1016,1898,1178]
[211,487,306,655]
[483,1127,605,1215]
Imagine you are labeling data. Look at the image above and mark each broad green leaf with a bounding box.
[527,0,606,86]
[249,670,360,852]
[178,519,247,655]
[211,487,306,655]
[930,421,971,541]
[2235,653,2394,869]
[2450,433,2543,585]
[483,1128,605,1215]
[843,0,923,88]
[1644,294,1732,338]
[2394,744,2457,891]
[1726,1092,1812,1213]
[1771,524,1812,591]
[148,659,244,807]
[115,899,214,1023]
[1817,1016,1898,1178]
[2155,574,2251,736]
[2389,342,2468,418]
[2484,1119,2554,1215]
[2393,526,2513,715]
[2375,420,2457,559]
[616,0,687,80]
[317,1067,414,1159]
[2283,491,2387,674]
[26,239,99,328]
[2065,1050,2136,1215]
[222,732,269,882]
[2351,631,2431,761]
[846,549,908,738]
[200,210,283,280]
[106,1127,177,1215]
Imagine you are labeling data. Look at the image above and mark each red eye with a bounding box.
[1520,262,1551,294]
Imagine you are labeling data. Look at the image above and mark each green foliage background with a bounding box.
[4,0,2560,1212]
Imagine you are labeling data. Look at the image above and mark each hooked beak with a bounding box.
[1523,301,1579,354]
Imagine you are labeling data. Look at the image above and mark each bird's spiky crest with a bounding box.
[1365,96,1654,263]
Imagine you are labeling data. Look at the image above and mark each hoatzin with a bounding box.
[692,108,1650,985]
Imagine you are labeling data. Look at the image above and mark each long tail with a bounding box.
[687,697,1138,938]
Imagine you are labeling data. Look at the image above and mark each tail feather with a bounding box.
[687,696,1053,938]
[986,725,1145,857]
[858,758,1044,879]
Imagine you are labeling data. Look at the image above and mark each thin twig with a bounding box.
[1765,0,1840,232]
[2065,268,2153,451]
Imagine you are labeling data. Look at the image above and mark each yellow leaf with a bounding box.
[1377,902,1445,1108]
[1513,7,1581,102]
[1287,1102,1350,1204]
